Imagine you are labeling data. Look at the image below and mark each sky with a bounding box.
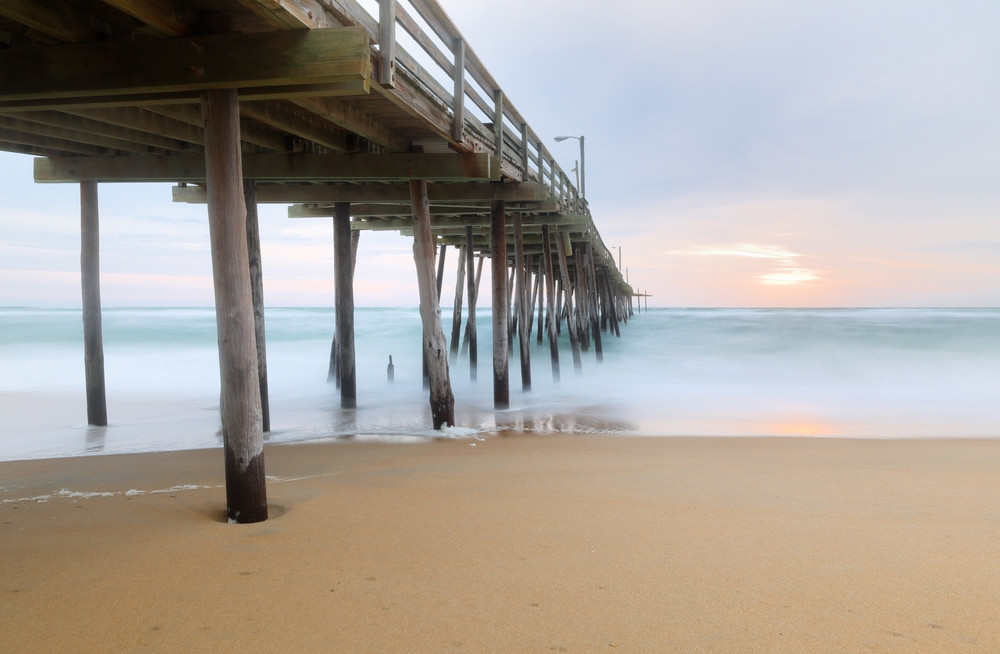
[1,0,998,308]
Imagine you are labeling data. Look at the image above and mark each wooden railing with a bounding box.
[325,0,587,217]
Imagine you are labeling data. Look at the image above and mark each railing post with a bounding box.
[493,89,504,165]
[451,37,465,142]
[520,123,529,181]
[379,0,396,88]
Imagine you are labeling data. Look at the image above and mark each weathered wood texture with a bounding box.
[450,245,466,355]
[37,153,500,183]
[80,180,107,427]
[203,89,267,524]
[542,225,560,381]
[0,28,371,105]
[243,179,270,432]
[464,225,477,380]
[410,180,455,428]
[512,212,531,390]
[334,201,356,408]
[175,181,549,204]
[555,233,582,371]
[490,200,509,409]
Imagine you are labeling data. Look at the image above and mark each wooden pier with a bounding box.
[0,0,636,522]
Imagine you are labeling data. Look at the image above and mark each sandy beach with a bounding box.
[2,435,998,652]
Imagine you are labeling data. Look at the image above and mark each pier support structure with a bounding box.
[450,245,466,355]
[203,88,267,524]
[464,225,477,381]
[555,232,582,371]
[542,225,560,381]
[334,201,356,408]
[491,200,509,409]
[80,180,107,427]
[512,212,531,390]
[243,179,270,432]
[410,180,455,428]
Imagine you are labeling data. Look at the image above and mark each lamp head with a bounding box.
[554,136,571,142]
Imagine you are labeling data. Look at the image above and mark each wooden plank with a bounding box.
[410,179,455,428]
[202,88,267,524]
[288,200,562,219]
[101,0,196,36]
[379,0,396,87]
[36,152,498,182]
[493,90,504,163]
[0,0,109,44]
[0,28,370,102]
[0,127,120,156]
[396,2,453,79]
[80,180,107,426]
[491,200,509,409]
[176,180,546,204]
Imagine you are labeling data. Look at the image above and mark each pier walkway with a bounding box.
[1,0,637,522]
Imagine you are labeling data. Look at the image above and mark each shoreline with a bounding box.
[3,434,999,652]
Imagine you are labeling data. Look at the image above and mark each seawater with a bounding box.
[1,307,999,461]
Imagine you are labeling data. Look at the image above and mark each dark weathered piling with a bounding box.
[464,226,478,380]
[410,180,455,428]
[605,269,621,337]
[334,201,356,408]
[491,200,509,409]
[584,244,603,362]
[512,212,531,390]
[555,233,582,371]
[541,225,560,381]
[574,244,589,352]
[203,88,266,524]
[80,180,107,427]
[243,179,270,432]
[387,355,394,382]
[450,245,466,355]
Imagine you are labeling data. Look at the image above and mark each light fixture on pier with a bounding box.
[554,135,585,200]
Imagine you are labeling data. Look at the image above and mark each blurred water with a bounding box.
[1,307,999,461]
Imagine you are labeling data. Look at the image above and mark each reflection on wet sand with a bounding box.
[85,425,106,452]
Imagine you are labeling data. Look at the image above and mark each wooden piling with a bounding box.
[80,180,107,427]
[387,355,394,382]
[512,212,531,390]
[555,234,582,371]
[490,200,509,409]
[605,269,621,337]
[410,180,455,428]
[574,244,590,352]
[584,243,603,362]
[243,179,269,432]
[528,256,541,340]
[536,255,545,345]
[541,225,560,381]
[449,245,466,356]
[334,201,356,409]
[463,226,478,380]
[202,88,266,524]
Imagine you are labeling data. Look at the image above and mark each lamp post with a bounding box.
[554,135,585,200]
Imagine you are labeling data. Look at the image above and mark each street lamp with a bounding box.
[554,135,585,200]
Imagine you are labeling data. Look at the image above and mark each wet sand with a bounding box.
[2,435,998,652]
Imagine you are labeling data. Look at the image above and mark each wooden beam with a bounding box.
[449,245,466,356]
[555,233,582,371]
[0,114,151,154]
[0,0,109,44]
[410,179,455,428]
[288,200,562,219]
[542,225,560,381]
[0,127,120,156]
[100,0,197,36]
[37,152,499,182]
[464,225,477,381]
[451,38,465,143]
[3,110,202,153]
[203,88,267,524]
[291,96,408,152]
[237,0,342,30]
[0,28,370,103]
[513,212,531,391]
[175,181,548,204]
[240,101,349,152]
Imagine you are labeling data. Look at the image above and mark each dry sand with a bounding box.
[2,435,999,653]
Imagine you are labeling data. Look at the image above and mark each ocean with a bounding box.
[2,307,999,461]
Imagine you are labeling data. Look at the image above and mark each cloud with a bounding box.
[672,244,801,259]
